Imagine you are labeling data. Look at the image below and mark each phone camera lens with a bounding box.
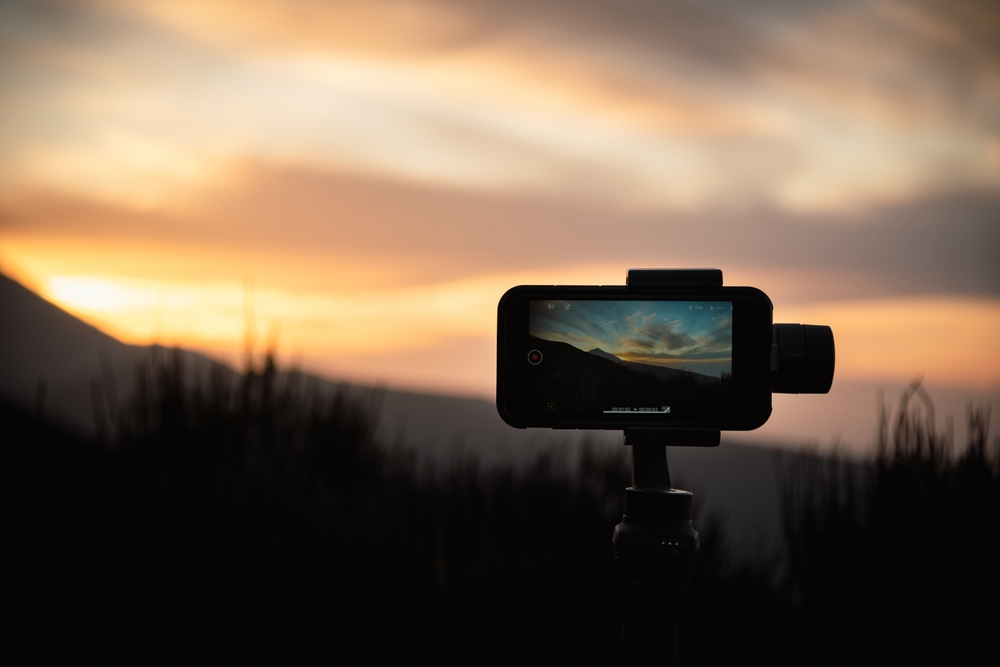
[547,402,556,411]
[527,350,543,365]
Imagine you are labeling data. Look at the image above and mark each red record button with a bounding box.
[527,350,543,365]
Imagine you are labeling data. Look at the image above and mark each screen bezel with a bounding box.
[496,285,773,430]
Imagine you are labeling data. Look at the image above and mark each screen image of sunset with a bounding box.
[0,0,997,450]
[530,301,732,379]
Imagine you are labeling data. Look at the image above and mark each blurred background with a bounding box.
[1,0,998,451]
[3,2,999,663]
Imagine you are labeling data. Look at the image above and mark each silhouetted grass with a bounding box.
[4,353,997,665]
[780,380,999,665]
[6,350,628,663]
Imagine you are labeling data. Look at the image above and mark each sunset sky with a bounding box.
[1,0,998,443]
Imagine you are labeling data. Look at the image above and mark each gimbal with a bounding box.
[613,269,833,666]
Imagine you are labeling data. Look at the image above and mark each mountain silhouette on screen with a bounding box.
[586,347,718,385]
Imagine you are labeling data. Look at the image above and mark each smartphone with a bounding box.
[496,285,773,430]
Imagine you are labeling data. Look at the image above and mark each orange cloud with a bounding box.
[103,0,773,136]
[2,0,995,216]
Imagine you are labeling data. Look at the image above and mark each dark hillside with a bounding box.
[0,272,232,435]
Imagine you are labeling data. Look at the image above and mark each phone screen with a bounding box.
[528,300,733,416]
[497,286,772,430]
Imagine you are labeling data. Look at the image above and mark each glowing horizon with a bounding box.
[1,261,995,399]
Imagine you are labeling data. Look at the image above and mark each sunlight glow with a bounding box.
[33,263,619,356]
[47,276,162,314]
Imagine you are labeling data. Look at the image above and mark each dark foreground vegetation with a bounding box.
[4,352,998,664]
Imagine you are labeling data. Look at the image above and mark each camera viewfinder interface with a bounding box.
[527,300,733,418]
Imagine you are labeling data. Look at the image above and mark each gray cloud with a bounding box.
[428,0,1000,124]
[622,313,697,354]
[3,164,996,300]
